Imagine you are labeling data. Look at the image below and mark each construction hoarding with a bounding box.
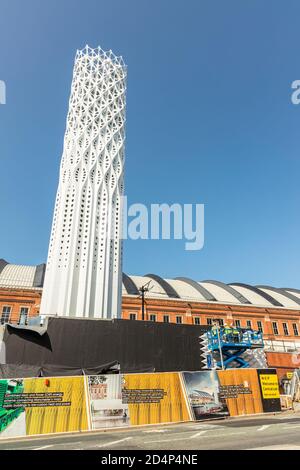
[217,368,264,416]
[0,369,281,439]
[123,372,190,425]
[257,369,281,412]
[0,376,88,438]
[217,368,281,416]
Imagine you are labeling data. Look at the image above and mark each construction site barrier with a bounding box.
[0,369,281,439]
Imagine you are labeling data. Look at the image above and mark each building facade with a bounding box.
[1,260,300,351]
[41,46,127,319]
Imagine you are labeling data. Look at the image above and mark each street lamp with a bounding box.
[212,319,225,370]
[139,281,152,321]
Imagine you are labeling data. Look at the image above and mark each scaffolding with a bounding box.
[206,327,264,369]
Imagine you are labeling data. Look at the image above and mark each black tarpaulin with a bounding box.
[6,317,49,336]
[0,364,42,378]
[0,361,120,378]
[3,317,208,376]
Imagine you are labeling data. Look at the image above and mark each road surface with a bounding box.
[1,413,300,450]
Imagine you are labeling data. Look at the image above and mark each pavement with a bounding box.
[1,412,300,450]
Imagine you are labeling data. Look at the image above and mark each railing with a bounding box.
[207,328,264,349]
[0,316,42,327]
[264,339,300,353]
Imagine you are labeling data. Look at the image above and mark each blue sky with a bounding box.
[0,0,299,287]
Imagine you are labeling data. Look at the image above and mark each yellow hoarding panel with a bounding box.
[123,372,190,426]
[23,377,88,435]
[217,369,263,416]
[259,374,280,399]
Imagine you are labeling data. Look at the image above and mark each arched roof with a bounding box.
[175,277,216,301]
[256,285,300,308]
[0,260,299,310]
[145,274,180,299]
[0,262,45,289]
[229,283,283,307]
[120,276,300,309]
[202,280,251,304]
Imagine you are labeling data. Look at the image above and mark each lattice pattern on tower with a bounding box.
[41,45,127,318]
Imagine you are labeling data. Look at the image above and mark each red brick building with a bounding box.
[1,259,300,377]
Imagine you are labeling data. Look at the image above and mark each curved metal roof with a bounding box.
[229,283,283,307]
[256,285,300,308]
[0,262,44,289]
[175,277,216,301]
[282,287,300,295]
[122,273,139,295]
[0,260,299,310]
[145,274,180,299]
[202,280,251,305]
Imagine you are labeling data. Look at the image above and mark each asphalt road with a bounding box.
[1,413,300,450]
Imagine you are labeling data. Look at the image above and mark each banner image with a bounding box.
[87,375,130,430]
[0,379,26,438]
[0,376,88,438]
[181,371,229,420]
[122,372,190,426]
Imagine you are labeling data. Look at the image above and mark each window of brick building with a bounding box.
[235,319,241,328]
[1,306,11,324]
[176,316,182,324]
[293,323,299,336]
[207,318,223,326]
[257,321,263,333]
[272,322,279,335]
[129,313,136,320]
[19,307,29,324]
[282,322,289,336]
[246,320,252,329]
[149,314,156,322]
[194,317,200,325]
[163,315,169,323]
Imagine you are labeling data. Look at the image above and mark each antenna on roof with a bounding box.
[139,281,152,321]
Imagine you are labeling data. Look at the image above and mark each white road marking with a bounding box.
[190,431,207,438]
[143,429,167,433]
[33,445,53,450]
[96,437,133,448]
[257,425,270,431]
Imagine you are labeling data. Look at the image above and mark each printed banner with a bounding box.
[122,372,190,426]
[257,369,281,413]
[181,370,229,420]
[87,374,129,430]
[0,369,282,439]
[217,368,264,416]
[87,372,190,428]
[0,377,88,438]
[259,374,280,399]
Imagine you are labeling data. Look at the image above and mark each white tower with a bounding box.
[41,45,126,319]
